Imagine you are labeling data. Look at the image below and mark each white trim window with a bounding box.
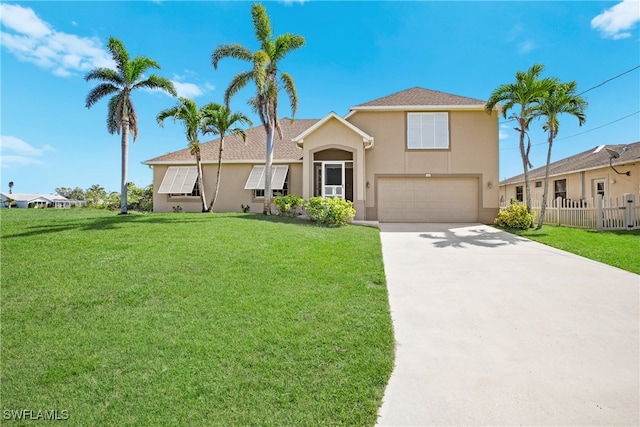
[407,112,449,149]
[244,165,289,198]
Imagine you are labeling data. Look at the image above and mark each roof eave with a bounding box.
[349,104,487,112]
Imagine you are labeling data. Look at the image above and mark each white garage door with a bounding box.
[378,177,478,222]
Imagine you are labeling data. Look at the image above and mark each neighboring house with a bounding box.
[144,87,500,223]
[0,193,75,208]
[499,141,640,205]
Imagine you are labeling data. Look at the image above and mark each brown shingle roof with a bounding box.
[352,87,486,108]
[144,118,319,164]
[501,141,640,185]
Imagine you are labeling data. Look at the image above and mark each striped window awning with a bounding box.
[244,165,289,190]
[158,166,198,194]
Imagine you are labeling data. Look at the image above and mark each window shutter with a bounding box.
[158,166,198,194]
[270,166,289,190]
[244,166,265,190]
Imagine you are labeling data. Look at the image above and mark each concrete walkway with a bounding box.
[376,223,639,427]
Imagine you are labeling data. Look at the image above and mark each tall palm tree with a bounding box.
[8,181,13,194]
[85,37,176,214]
[485,63,557,215]
[156,98,222,212]
[535,81,587,229]
[201,105,252,212]
[212,3,305,214]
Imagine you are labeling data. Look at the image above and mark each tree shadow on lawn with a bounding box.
[418,226,530,249]
[1,212,211,239]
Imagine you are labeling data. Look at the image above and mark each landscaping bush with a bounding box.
[274,194,303,217]
[304,196,356,226]
[494,201,535,229]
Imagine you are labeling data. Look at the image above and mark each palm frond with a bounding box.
[84,68,124,85]
[253,51,270,94]
[280,72,298,118]
[133,75,177,97]
[225,71,253,106]
[85,83,120,109]
[251,3,273,45]
[107,37,130,77]
[273,34,305,62]
[128,56,161,83]
[127,99,139,141]
[211,43,253,69]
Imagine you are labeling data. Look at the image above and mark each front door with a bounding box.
[322,162,344,198]
[593,179,606,200]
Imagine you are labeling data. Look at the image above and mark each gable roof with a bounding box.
[292,112,374,148]
[500,141,640,185]
[144,118,319,165]
[349,87,488,113]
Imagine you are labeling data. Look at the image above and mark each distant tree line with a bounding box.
[55,183,153,212]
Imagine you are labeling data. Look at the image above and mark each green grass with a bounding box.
[503,225,640,275]
[1,209,394,426]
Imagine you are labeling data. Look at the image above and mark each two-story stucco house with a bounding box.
[144,87,500,223]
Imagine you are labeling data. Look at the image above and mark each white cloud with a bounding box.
[0,155,44,168]
[591,0,640,40]
[0,3,114,77]
[517,40,537,54]
[172,80,204,98]
[0,135,53,169]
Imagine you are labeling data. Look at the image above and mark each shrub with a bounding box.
[494,201,535,230]
[304,196,355,226]
[274,194,303,217]
[241,204,250,213]
[172,205,183,213]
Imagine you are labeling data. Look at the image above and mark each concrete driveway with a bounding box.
[376,223,639,427]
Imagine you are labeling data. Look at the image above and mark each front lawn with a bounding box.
[1,209,394,426]
[503,225,640,275]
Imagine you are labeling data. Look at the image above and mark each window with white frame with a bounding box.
[407,112,449,149]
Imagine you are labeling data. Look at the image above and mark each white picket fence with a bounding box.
[500,194,640,231]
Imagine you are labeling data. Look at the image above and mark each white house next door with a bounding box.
[322,162,344,198]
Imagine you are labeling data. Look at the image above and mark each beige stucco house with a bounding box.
[144,87,500,223]
[499,141,640,205]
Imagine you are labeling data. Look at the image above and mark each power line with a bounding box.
[498,65,640,125]
[499,110,640,150]
[577,65,640,96]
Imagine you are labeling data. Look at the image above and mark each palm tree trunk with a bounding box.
[120,118,129,214]
[263,124,275,215]
[537,135,554,230]
[208,137,224,213]
[194,149,207,212]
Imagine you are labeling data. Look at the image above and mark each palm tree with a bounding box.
[535,81,587,229]
[156,98,222,212]
[8,181,13,194]
[85,37,176,214]
[485,64,557,215]
[212,3,305,214]
[201,105,252,212]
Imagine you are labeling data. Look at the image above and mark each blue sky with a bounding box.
[1,0,639,195]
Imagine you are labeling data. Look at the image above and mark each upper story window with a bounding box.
[407,112,449,149]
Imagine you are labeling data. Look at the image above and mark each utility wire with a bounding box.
[499,110,640,150]
[498,65,640,124]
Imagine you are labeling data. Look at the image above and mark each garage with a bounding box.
[377,177,479,222]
